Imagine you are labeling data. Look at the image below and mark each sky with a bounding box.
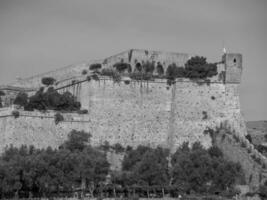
[0,0,266,121]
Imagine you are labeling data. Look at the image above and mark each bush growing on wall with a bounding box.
[82,69,87,75]
[89,63,102,70]
[54,112,64,124]
[14,92,28,107]
[0,90,5,96]
[41,77,56,86]
[113,62,131,73]
[185,56,217,79]
[166,63,185,79]
[142,61,155,74]
[156,62,164,75]
[11,110,20,118]
[101,68,121,83]
[23,87,81,112]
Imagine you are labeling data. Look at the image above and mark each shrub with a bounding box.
[91,74,99,81]
[166,64,185,79]
[86,75,91,81]
[113,62,131,73]
[101,68,121,83]
[77,109,88,114]
[124,80,130,85]
[142,61,155,73]
[185,56,217,79]
[211,96,216,100]
[54,112,64,125]
[41,77,56,86]
[89,63,102,70]
[24,87,81,112]
[13,92,28,107]
[11,110,20,118]
[156,62,164,75]
[135,62,142,72]
[112,143,125,153]
[0,90,5,96]
[82,69,87,75]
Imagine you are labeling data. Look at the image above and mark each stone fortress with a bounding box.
[1,49,266,189]
[0,49,245,151]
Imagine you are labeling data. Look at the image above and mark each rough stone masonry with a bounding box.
[0,49,246,153]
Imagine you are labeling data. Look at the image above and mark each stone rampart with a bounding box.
[0,78,246,153]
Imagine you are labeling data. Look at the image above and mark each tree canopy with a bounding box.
[41,77,56,86]
[0,130,109,198]
[15,87,81,112]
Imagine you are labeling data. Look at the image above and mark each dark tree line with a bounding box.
[0,130,244,198]
[0,130,109,198]
[111,142,244,197]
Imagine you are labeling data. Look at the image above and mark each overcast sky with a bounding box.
[0,0,266,121]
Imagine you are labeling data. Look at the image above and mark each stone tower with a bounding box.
[224,53,242,83]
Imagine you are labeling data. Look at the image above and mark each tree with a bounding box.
[61,130,91,152]
[113,62,131,73]
[185,56,217,79]
[171,142,243,194]
[41,77,56,86]
[133,147,169,186]
[166,64,185,79]
[0,130,109,198]
[14,92,28,107]
[89,63,102,71]
[24,87,81,112]
[0,91,5,96]
[156,63,164,75]
[120,146,170,189]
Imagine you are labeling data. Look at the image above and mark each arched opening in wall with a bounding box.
[156,62,164,75]
[135,62,142,72]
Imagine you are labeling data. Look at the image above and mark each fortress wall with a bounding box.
[78,79,172,147]
[0,110,91,151]
[0,78,246,152]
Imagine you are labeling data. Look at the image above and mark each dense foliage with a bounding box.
[14,87,81,112]
[89,63,102,71]
[0,130,109,198]
[113,142,243,196]
[41,77,56,86]
[104,56,217,84]
[113,62,132,73]
[184,56,218,79]
[13,92,28,107]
